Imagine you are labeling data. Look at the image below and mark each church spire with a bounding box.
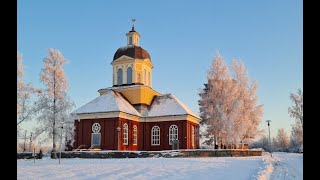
[126,18,140,46]
[131,18,136,32]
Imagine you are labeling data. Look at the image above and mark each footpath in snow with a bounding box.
[268,152,303,180]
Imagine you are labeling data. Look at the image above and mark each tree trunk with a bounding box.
[51,67,57,159]
[51,98,57,159]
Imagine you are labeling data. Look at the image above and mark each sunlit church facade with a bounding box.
[71,23,201,151]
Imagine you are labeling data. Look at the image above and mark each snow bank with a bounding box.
[256,152,274,180]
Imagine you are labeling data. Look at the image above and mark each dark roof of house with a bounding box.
[113,45,151,61]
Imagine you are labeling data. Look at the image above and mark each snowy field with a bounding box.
[17,152,302,180]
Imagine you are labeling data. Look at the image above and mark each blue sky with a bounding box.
[17,0,302,138]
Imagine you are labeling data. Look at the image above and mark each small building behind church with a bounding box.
[71,24,201,151]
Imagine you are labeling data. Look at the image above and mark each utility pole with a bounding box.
[266,120,272,157]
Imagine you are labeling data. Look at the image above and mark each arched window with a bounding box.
[129,37,133,44]
[117,68,123,85]
[133,125,137,145]
[127,67,133,84]
[148,71,151,86]
[123,123,128,145]
[151,126,160,145]
[144,69,147,85]
[137,73,141,83]
[191,126,195,148]
[91,123,101,146]
[169,125,178,145]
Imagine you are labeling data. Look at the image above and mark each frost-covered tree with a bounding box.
[199,53,236,148]
[272,137,278,151]
[199,52,263,149]
[274,128,289,152]
[251,135,270,151]
[34,48,74,158]
[230,60,263,145]
[289,123,303,152]
[288,89,303,127]
[288,89,303,152]
[17,51,41,138]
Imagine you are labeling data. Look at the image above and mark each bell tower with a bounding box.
[100,19,160,108]
[111,19,153,88]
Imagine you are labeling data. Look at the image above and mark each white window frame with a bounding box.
[133,125,137,145]
[123,123,128,145]
[127,67,133,84]
[191,126,195,148]
[91,133,101,146]
[169,125,178,145]
[117,68,123,85]
[151,126,160,146]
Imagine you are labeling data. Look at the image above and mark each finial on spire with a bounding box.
[132,18,136,31]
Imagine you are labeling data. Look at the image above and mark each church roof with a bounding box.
[71,90,141,116]
[113,45,151,61]
[146,94,200,118]
[71,91,200,119]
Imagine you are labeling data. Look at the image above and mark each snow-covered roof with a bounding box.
[146,94,200,119]
[71,90,141,116]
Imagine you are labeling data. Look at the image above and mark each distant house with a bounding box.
[71,24,201,151]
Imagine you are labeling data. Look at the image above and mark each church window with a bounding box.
[117,68,123,85]
[91,123,101,146]
[144,69,147,85]
[192,126,195,148]
[133,125,137,145]
[169,125,178,145]
[127,67,133,84]
[151,126,160,145]
[137,73,141,83]
[123,123,128,145]
[148,71,151,86]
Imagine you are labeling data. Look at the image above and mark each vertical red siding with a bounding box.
[73,118,199,151]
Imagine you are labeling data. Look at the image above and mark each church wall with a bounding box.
[73,118,119,150]
[73,118,200,151]
[185,121,200,149]
[118,118,139,151]
[144,120,191,151]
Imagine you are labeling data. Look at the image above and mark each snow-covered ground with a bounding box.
[17,152,302,180]
[269,152,303,180]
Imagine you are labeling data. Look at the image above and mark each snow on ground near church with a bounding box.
[269,152,303,180]
[17,152,302,180]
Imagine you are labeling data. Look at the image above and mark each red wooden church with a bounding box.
[71,24,201,151]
